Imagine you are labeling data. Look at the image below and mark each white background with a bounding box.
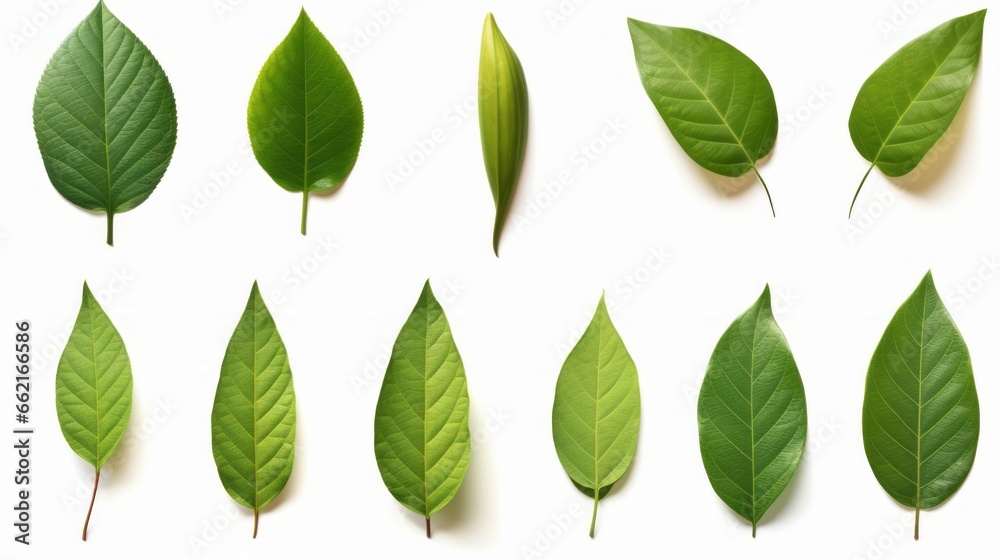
[1,0,997,558]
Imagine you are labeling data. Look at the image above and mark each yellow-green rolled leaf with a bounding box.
[478,13,528,257]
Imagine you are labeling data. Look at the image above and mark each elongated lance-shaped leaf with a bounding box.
[697,286,806,537]
[211,282,296,539]
[628,18,778,216]
[55,281,133,540]
[374,280,470,538]
[248,8,364,235]
[862,271,979,540]
[478,13,528,257]
[33,0,177,246]
[848,10,985,217]
[552,294,640,538]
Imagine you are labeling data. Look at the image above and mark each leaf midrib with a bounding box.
[99,5,113,213]
[864,14,983,167]
[86,294,102,466]
[634,24,758,168]
[251,293,259,514]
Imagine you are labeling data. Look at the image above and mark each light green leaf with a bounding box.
[848,10,985,217]
[374,280,471,538]
[552,294,640,538]
[478,13,528,257]
[862,271,979,540]
[697,286,806,537]
[628,18,777,215]
[55,281,133,540]
[211,282,296,539]
[247,8,364,235]
[33,0,177,246]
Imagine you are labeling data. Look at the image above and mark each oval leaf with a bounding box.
[247,8,364,235]
[374,280,471,538]
[697,285,806,537]
[55,281,133,540]
[33,1,178,246]
[478,13,528,257]
[211,282,296,538]
[552,295,640,538]
[862,271,979,540]
[848,10,985,217]
[628,18,777,215]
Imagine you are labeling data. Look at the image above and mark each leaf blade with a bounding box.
[56,281,133,471]
[247,8,364,235]
[862,271,979,539]
[211,282,296,534]
[33,1,178,245]
[374,281,471,529]
[848,10,985,216]
[552,295,640,536]
[478,13,529,256]
[628,18,777,214]
[697,286,806,536]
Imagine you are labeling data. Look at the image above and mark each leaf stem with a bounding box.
[425,516,431,539]
[253,509,259,539]
[849,162,877,219]
[589,493,598,538]
[914,507,919,541]
[300,189,309,236]
[106,213,114,247]
[82,470,100,541]
[751,166,775,218]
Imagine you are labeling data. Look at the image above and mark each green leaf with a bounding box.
[697,286,806,537]
[552,294,640,538]
[33,1,177,246]
[478,13,528,257]
[628,18,777,216]
[374,280,471,538]
[848,10,985,217]
[211,282,296,539]
[862,271,979,540]
[55,281,133,540]
[247,8,364,235]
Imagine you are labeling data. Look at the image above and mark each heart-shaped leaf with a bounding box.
[33,0,178,246]
[552,294,640,538]
[862,271,979,540]
[56,281,133,540]
[848,10,985,217]
[247,8,364,235]
[697,285,806,537]
[374,280,471,538]
[478,13,528,256]
[211,282,296,539]
[628,18,778,215]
